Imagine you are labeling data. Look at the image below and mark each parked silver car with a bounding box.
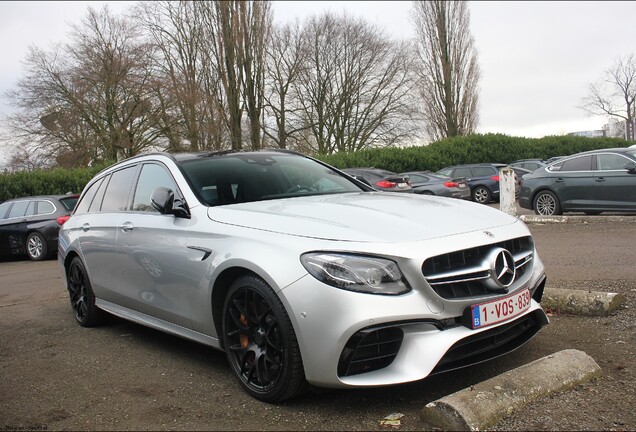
[59,150,548,402]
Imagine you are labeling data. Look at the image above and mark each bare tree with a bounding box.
[263,20,310,149]
[580,54,636,140]
[412,0,480,140]
[3,5,162,167]
[199,1,272,151]
[136,1,227,152]
[297,12,417,155]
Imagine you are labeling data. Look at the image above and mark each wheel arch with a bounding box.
[211,266,263,350]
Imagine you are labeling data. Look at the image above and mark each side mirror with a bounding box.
[624,161,636,174]
[151,187,190,218]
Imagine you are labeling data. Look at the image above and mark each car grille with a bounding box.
[338,327,404,377]
[422,236,534,299]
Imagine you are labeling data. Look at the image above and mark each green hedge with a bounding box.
[317,134,633,172]
[1,134,633,202]
[0,164,109,203]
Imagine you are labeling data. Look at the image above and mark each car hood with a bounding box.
[207,192,518,242]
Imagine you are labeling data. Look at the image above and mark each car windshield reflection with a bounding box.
[180,153,365,206]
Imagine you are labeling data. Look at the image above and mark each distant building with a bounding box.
[567,130,605,138]
[603,118,626,139]
[600,118,636,140]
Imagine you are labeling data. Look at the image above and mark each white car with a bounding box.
[59,150,548,402]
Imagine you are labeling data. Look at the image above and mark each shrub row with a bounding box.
[317,133,632,172]
[0,165,108,203]
[1,134,632,202]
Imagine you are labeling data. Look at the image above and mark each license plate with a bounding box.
[470,288,531,329]
[397,182,408,188]
[458,183,466,188]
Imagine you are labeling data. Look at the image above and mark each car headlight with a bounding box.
[300,253,411,295]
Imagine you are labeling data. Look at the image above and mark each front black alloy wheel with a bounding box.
[222,275,306,402]
[67,257,103,327]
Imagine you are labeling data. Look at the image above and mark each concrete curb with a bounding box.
[519,214,636,224]
[421,349,601,431]
[542,287,626,316]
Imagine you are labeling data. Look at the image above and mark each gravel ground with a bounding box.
[0,220,634,431]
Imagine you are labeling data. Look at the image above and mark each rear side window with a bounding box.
[454,167,472,178]
[36,201,55,215]
[473,167,496,177]
[132,164,179,213]
[558,156,592,172]
[101,166,138,212]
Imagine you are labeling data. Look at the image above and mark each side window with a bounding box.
[559,156,592,172]
[89,176,110,212]
[454,168,472,178]
[101,166,138,212]
[0,203,10,219]
[26,201,36,216]
[74,178,104,214]
[473,167,496,177]
[8,201,29,218]
[37,201,55,215]
[132,163,179,213]
[596,154,631,171]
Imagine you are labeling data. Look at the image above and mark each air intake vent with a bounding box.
[338,327,403,377]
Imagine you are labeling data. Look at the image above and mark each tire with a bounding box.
[26,232,48,261]
[472,186,492,204]
[66,257,104,327]
[222,275,306,403]
[533,190,562,216]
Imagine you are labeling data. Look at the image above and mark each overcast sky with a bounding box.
[1,1,635,167]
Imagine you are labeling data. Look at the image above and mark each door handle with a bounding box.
[120,221,134,232]
[595,177,606,182]
[81,223,90,232]
[555,178,565,183]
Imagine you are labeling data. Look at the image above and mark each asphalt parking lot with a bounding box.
[1,216,635,431]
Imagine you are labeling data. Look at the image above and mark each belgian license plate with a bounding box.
[398,182,408,188]
[470,288,531,329]
[458,183,466,188]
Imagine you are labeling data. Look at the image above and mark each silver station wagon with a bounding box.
[59,150,548,402]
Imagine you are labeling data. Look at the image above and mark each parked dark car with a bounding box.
[509,159,547,171]
[544,156,566,164]
[341,168,412,193]
[435,163,508,204]
[508,166,533,189]
[0,194,79,260]
[399,171,470,199]
[519,147,636,215]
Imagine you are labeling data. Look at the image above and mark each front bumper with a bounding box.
[280,259,548,388]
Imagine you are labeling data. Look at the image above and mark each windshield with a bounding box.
[180,153,365,206]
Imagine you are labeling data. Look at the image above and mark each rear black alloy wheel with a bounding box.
[472,186,491,204]
[67,257,103,327]
[26,232,48,261]
[222,276,306,402]
[534,190,562,216]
